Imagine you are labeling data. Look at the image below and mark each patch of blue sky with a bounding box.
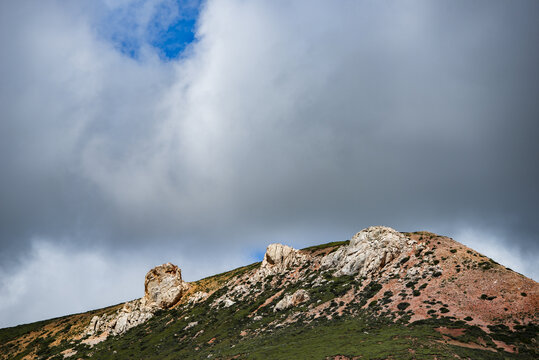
[150,16,197,59]
[251,249,266,263]
[98,0,201,60]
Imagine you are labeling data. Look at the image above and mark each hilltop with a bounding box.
[1,226,537,359]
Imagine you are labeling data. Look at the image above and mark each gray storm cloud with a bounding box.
[0,0,538,327]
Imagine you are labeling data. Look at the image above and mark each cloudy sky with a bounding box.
[1,0,538,328]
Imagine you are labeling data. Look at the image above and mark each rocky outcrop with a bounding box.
[86,263,189,339]
[322,226,414,277]
[274,289,310,312]
[259,243,306,275]
[86,298,155,337]
[144,262,189,309]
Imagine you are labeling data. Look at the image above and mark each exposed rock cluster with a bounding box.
[322,226,415,277]
[84,226,433,340]
[87,298,155,337]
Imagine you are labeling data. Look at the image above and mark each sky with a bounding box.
[0,0,538,328]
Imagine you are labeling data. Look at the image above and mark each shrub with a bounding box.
[397,302,410,311]
[477,261,493,271]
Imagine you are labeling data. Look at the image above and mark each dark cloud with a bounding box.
[1,0,538,327]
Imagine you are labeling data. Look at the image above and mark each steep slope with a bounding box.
[1,226,537,359]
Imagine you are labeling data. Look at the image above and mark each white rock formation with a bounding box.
[259,243,306,275]
[322,226,414,277]
[144,262,189,309]
[86,298,155,337]
[274,289,310,312]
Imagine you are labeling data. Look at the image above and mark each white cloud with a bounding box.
[0,238,251,328]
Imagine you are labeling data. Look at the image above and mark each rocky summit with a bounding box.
[1,226,538,359]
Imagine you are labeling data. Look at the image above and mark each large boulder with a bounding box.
[322,226,414,277]
[144,262,189,309]
[260,243,305,274]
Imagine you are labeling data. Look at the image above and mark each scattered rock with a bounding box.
[188,291,209,304]
[212,296,236,308]
[184,321,198,330]
[274,289,310,312]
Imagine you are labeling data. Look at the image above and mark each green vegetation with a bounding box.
[397,302,410,311]
[400,256,410,264]
[48,314,536,360]
[301,240,349,254]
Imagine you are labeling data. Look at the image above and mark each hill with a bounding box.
[1,226,537,359]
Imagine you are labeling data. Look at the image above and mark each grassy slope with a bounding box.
[50,295,537,360]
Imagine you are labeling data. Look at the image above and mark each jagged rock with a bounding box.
[86,298,156,337]
[322,226,414,277]
[259,243,306,276]
[87,316,99,335]
[144,262,189,309]
[274,289,310,312]
[114,314,129,334]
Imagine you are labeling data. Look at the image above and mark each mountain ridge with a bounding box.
[1,226,537,359]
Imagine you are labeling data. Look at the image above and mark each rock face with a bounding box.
[144,262,189,309]
[86,263,189,339]
[274,289,310,312]
[260,243,305,275]
[322,226,414,277]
